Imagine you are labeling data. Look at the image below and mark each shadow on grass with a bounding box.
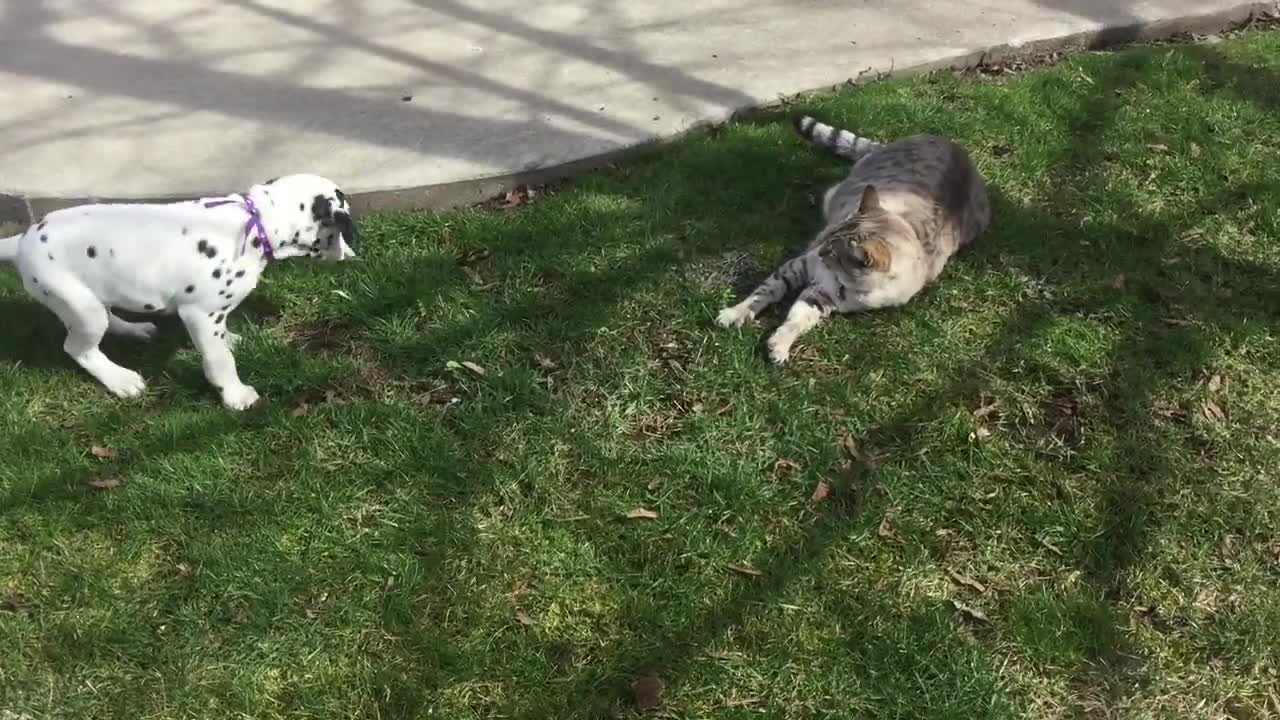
[2,33,1280,719]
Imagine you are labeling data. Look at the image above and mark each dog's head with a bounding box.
[252,174,358,262]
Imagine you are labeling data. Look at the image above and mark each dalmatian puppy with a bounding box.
[0,173,358,410]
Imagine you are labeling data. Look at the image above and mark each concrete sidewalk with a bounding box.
[0,0,1274,222]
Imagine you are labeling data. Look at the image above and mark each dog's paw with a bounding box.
[129,322,159,341]
[717,306,750,328]
[221,383,260,411]
[103,367,147,398]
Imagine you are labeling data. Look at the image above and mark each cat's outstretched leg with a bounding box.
[717,255,812,328]
[766,287,835,365]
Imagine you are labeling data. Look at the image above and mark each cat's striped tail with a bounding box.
[792,115,882,162]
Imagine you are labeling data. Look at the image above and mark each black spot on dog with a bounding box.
[39,234,48,243]
[222,305,230,312]
[212,269,222,279]
[335,188,347,207]
[42,290,49,297]
[265,177,280,185]
[47,253,54,261]
[235,270,245,278]
[215,313,225,324]
[291,231,300,245]
[109,249,115,258]
[251,238,261,249]
[86,246,97,259]
[186,285,195,294]
[225,279,233,287]
[208,311,216,318]
[30,277,37,284]
[36,221,46,232]
[144,304,155,311]
[182,227,189,235]
[299,203,305,212]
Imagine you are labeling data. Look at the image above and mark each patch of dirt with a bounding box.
[685,250,763,294]
[1013,382,1101,456]
[288,318,360,353]
[478,180,568,211]
[625,407,686,444]
[956,10,1280,84]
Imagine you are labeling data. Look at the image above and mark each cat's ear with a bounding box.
[858,185,881,214]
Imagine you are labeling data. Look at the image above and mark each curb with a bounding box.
[2,1,1277,226]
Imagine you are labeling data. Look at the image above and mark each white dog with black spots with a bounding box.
[0,174,358,410]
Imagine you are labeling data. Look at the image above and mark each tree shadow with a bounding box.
[5,32,1280,719]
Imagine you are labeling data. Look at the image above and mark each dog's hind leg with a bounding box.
[107,312,158,341]
[42,278,147,398]
[177,305,258,411]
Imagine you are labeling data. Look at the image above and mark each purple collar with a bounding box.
[203,194,274,260]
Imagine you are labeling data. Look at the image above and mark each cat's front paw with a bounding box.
[717,305,751,328]
[767,340,792,366]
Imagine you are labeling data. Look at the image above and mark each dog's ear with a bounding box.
[311,193,358,248]
[333,209,358,248]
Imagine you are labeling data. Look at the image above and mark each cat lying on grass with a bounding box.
[717,115,991,364]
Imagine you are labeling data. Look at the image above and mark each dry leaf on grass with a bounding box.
[951,599,990,624]
[1109,274,1126,290]
[383,576,398,593]
[725,563,762,577]
[514,609,536,627]
[1147,143,1169,152]
[1207,373,1223,393]
[230,606,250,625]
[1203,400,1226,421]
[445,360,487,377]
[840,434,862,461]
[2,591,27,612]
[972,400,1001,419]
[773,458,802,477]
[534,354,559,371]
[89,445,115,459]
[1037,536,1065,556]
[87,477,123,490]
[175,563,193,578]
[631,673,665,710]
[969,426,993,442]
[810,480,831,502]
[877,510,900,542]
[947,569,988,594]
[497,186,537,209]
[625,508,659,520]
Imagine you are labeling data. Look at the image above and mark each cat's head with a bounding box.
[816,185,911,277]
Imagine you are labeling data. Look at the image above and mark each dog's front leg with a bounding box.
[177,306,259,410]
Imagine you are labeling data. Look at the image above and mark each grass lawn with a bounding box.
[4,28,1280,720]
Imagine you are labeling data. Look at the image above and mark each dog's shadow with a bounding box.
[0,294,283,376]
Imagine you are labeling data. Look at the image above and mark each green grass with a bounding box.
[4,30,1280,720]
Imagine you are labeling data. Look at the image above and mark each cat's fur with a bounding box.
[716,115,991,364]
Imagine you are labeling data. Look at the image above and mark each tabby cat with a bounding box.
[716,115,991,364]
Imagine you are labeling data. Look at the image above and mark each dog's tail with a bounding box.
[0,233,20,263]
[792,114,883,162]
